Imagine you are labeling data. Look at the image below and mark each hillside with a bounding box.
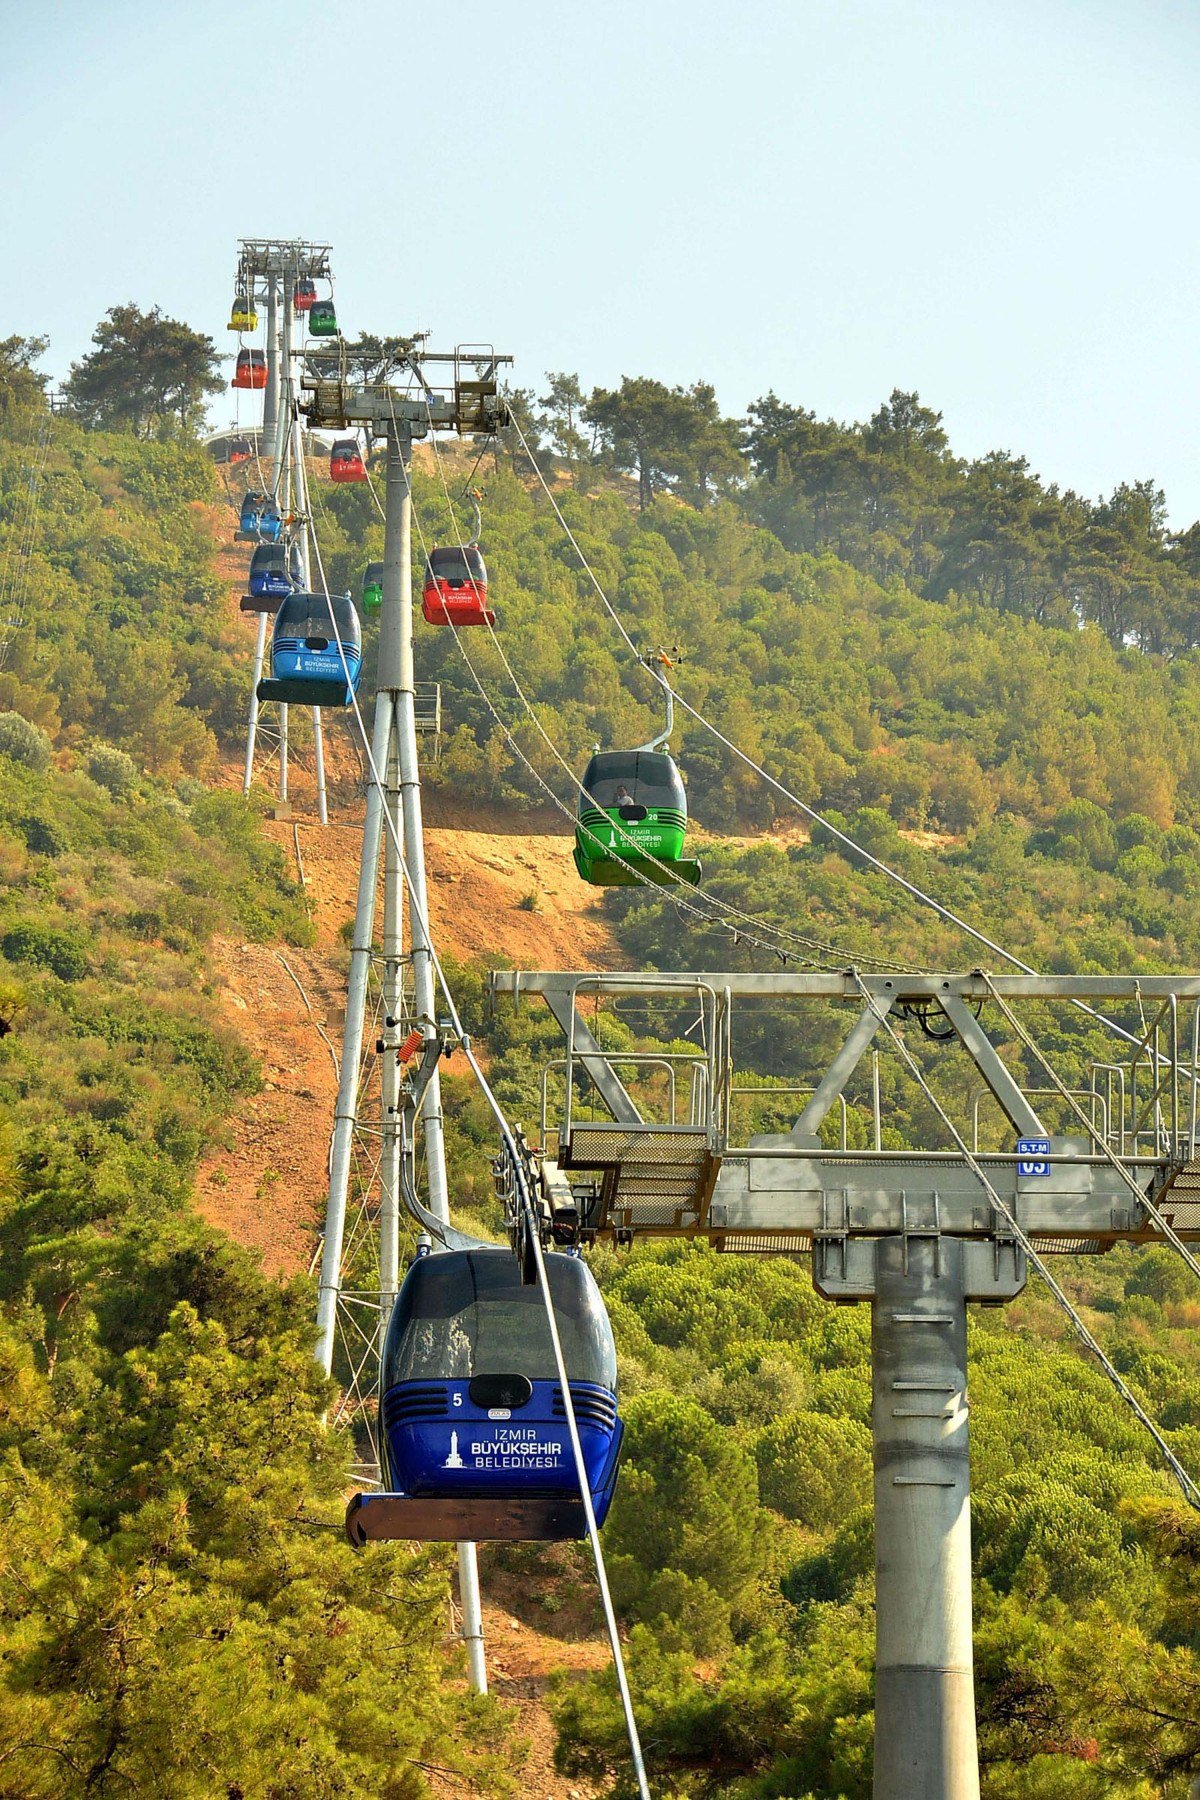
[194,804,621,1277]
[4,379,1200,1797]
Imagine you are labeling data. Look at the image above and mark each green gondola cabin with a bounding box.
[573,749,700,887]
[362,561,384,612]
[308,299,338,337]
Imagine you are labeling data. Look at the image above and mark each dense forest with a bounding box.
[5,321,1200,1795]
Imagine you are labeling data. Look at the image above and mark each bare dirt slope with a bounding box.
[195,804,620,1276]
[199,481,621,1271]
[460,1588,610,1800]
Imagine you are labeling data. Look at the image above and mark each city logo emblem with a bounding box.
[443,1430,464,1469]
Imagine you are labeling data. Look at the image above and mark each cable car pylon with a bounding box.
[309,354,511,1694]
[235,240,332,823]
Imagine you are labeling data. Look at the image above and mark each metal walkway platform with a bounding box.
[560,1123,715,1230]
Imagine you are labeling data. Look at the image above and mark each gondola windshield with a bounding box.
[580,751,685,817]
[426,545,486,586]
[384,1249,616,1389]
[274,589,361,650]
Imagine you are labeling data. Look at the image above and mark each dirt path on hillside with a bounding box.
[455,1596,610,1800]
[198,485,620,1273]
[194,809,622,1277]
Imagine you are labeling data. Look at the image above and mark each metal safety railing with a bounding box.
[729,1083,851,1151]
[556,978,731,1149]
[528,982,1200,1176]
[541,1054,709,1154]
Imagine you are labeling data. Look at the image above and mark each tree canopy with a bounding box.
[65,305,223,438]
[0,335,49,419]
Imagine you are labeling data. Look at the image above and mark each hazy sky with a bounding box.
[3,0,1198,520]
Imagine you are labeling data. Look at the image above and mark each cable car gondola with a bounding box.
[574,748,701,887]
[362,561,384,613]
[247,543,294,600]
[574,653,701,887]
[232,348,267,391]
[228,293,257,333]
[237,492,282,542]
[346,1245,624,1544]
[307,299,338,338]
[228,436,252,466]
[422,545,493,627]
[256,590,362,709]
[293,278,316,313]
[329,438,366,484]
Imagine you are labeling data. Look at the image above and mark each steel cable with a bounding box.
[503,408,1170,1057]
[306,448,652,1800]
[402,418,909,971]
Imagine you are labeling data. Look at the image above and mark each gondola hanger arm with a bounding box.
[633,646,682,752]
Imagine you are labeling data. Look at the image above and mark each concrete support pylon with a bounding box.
[872,1235,979,1800]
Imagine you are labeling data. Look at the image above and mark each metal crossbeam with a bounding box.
[940,995,1047,1138]
[238,238,333,282]
[492,969,1200,1000]
[790,996,894,1140]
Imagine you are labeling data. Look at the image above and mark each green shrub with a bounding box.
[18,814,67,856]
[0,918,90,980]
[604,1392,771,1624]
[86,742,139,798]
[756,1410,872,1528]
[1125,1246,1195,1307]
[782,1505,874,1607]
[0,711,50,773]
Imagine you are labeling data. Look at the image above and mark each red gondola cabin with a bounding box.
[232,349,267,391]
[422,545,494,627]
[228,437,253,466]
[329,438,366,484]
[293,278,317,313]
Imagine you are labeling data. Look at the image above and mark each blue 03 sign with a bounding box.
[1017,1138,1052,1177]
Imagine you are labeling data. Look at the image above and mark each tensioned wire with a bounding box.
[0,406,51,672]
[978,974,1200,1288]
[853,971,1200,1511]
[309,369,1198,1762]
[358,429,828,970]
[378,384,862,981]
[392,413,913,973]
[503,408,1171,1058]
[304,448,653,1800]
[420,426,858,962]
[362,433,747,944]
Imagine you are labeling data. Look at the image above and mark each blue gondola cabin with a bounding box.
[237,493,282,543]
[346,1245,624,1544]
[248,544,293,599]
[257,590,362,709]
